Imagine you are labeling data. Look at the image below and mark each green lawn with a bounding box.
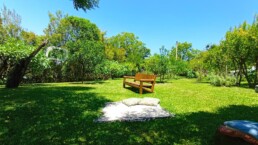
[1,78,258,145]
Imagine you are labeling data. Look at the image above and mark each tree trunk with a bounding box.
[242,62,253,88]
[0,58,8,79]
[254,56,258,86]
[234,60,242,86]
[5,40,48,88]
[81,63,84,84]
[236,64,242,86]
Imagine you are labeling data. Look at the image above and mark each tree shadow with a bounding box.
[238,83,256,91]
[0,85,111,144]
[156,80,168,84]
[194,81,256,91]
[69,80,107,85]
[123,86,154,95]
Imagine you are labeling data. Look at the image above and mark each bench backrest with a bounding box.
[134,73,156,81]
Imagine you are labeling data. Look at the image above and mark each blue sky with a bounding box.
[1,0,258,54]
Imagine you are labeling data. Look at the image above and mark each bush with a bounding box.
[94,60,131,79]
[186,70,196,78]
[225,76,236,87]
[210,75,225,86]
[196,71,205,82]
[209,74,236,87]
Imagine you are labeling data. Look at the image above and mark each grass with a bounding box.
[0,78,258,145]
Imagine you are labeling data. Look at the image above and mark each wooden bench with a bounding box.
[123,73,156,94]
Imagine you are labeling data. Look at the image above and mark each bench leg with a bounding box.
[140,82,143,94]
[139,88,143,94]
[123,78,126,88]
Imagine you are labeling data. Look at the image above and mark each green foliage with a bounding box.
[208,74,236,87]
[44,11,68,44]
[26,52,51,82]
[144,54,160,74]
[186,70,196,78]
[225,76,237,87]
[64,41,104,81]
[170,42,200,61]
[105,32,150,71]
[21,31,38,46]
[0,5,22,39]
[190,18,258,87]
[144,46,169,82]
[0,38,32,59]
[109,61,131,78]
[44,14,105,82]
[0,38,50,83]
[170,60,188,76]
[72,0,99,11]
[209,75,225,86]
[0,17,7,44]
[168,41,200,78]
[195,71,205,82]
[95,60,131,79]
[94,60,112,79]
[158,46,169,81]
[0,38,32,79]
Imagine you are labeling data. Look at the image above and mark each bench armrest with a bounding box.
[140,79,155,82]
[123,76,135,79]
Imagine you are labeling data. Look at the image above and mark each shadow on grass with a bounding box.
[69,81,107,85]
[238,83,257,91]
[195,81,256,91]
[0,85,111,144]
[123,86,154,95]
[156,80,168,84]
[1,85,258,145]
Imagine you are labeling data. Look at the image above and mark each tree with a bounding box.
[5,0,100,87]
[170,42,195,61]
[0,38,28,83]
[65,41,104,82]
[0,5,22,39]
[158,46,169,82]
[189,51,210,81]
[45,15,104,82]
[105,32,150,72]
[21,31,38,46]
[250,15,258,85]
[145,54,160,75]
[191,20,257,87]
[145,46,169,82]
[72,0,99,11]
[5,39,48,88]
[0,16,7,43]
[0,5,49,88]
[44,11,68,46]
[223,22,254,87]
[205,44,230,75]
[168,41,200,77]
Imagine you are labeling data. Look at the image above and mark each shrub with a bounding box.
[209,74,236,87]
[225,76,236,87]
[94,60,131,79]
[196,71,205,82]
[210,75,225,86]
[186,70,196,78]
